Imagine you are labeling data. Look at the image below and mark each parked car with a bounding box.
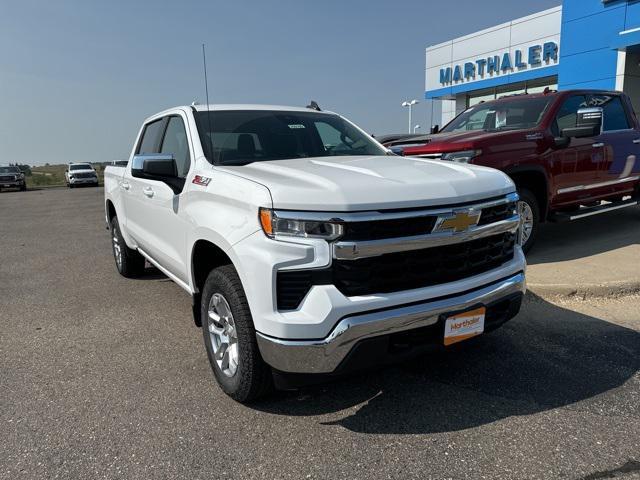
[0,165,27,191]
[104,104,526,402]
[65,163,99,187]
[386,90,640,252]
[373,133,425,146]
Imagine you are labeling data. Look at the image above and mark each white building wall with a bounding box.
[425,6,562,125]
[441,99,457,126]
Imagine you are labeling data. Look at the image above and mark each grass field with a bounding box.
[27,164,105,188]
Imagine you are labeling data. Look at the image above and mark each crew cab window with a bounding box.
[160,116,191,177]
[589,95,631,131]
[137,119,164,154]
[441,96,552,133]
[553,95,588,136]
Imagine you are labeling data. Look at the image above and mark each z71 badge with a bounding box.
[192,175,211,186]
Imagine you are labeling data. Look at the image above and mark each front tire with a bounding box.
[201,265,272,402]
[110,216,145,278]
[517,188,539,254]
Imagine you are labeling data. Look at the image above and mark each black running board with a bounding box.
[550,198,640,222]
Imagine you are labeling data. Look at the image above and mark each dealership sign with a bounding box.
[439,41,559,86]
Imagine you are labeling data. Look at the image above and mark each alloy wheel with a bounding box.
[207,293,239,377]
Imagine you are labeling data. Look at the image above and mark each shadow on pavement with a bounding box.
[528,208,639,265]
[255,293,640,434]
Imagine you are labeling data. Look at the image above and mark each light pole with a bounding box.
[402,100,419,133]
[413,124,421,134]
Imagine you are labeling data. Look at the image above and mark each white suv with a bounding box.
[65,163,99,187]
[104,104,526,402]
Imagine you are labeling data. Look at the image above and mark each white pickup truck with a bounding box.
[104,104,526,402]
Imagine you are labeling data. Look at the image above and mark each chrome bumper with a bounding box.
[256,272,526,374]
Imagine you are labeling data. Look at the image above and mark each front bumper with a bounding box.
[0,180,25,188]
[256,272,525,374]
[69,177,98,185]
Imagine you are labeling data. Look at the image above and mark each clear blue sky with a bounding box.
[0,0,560,166]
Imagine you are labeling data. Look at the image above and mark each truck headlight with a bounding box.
[259,208,343,241]
[441,149,482,163]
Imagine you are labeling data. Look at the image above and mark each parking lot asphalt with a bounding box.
[1,187,639,480]
[527,207,640,298]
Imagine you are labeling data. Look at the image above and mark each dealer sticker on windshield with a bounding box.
[443,307,486,346]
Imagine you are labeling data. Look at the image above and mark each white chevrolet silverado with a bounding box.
[104,104,526,402]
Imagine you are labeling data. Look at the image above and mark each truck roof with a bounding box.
[144,104,336,124]
[190,104,333,114]
[489,89,623,105]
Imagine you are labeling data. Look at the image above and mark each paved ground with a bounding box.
[527,207,640,297]
[1,187,639,480]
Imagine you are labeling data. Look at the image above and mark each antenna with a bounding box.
[202,44,214,162]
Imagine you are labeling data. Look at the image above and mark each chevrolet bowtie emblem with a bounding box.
[434,211,481,233]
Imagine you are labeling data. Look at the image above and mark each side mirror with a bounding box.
[562,107,603,139]
[553,136,571,148]
[131,154,184,193]
[430,125,440,134]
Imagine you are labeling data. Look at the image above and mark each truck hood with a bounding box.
[218,155,514,211]
[402,129,525,154]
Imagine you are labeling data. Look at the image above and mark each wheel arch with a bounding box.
[105,199,117,227]
[504,165,550,222]
[190,238,237,327]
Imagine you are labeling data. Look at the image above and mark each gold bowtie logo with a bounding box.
[435,211,481,233]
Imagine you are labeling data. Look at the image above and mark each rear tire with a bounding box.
[201,265,272,402]
[110,216,145,278]
[517,188,539,254]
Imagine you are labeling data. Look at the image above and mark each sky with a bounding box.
[0,0,560,166]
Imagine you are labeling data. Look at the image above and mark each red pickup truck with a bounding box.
[385,90,640,252]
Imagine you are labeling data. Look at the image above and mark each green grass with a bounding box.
[27,164,105,188]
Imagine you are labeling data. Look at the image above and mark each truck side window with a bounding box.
[160,116,191,177]
[552,95,587,137]
[589,95,631,131]
[137,119,165,154]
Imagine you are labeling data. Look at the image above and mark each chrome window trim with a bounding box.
[272,192,518,223]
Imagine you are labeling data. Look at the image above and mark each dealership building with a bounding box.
[426,0,640,126]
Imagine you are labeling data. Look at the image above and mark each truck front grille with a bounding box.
[276,232,516,310]
[73,172,96,179]
[0,175,16,182]
[478,201,516,226]
[342,216,437,241]
[332,232,516,297]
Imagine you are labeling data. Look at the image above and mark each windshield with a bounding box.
[195,110,386,165]
[70,164,93,171]
[0,166,20,174]
[441,97,553,133]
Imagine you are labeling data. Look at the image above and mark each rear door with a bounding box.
[122,117,166,245]
[590,93,640,197]
[550,94,604,206]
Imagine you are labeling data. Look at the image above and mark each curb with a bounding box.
[527,280,640,300]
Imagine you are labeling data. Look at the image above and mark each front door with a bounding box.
[550,94,604,206]
[124,114,193,284]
